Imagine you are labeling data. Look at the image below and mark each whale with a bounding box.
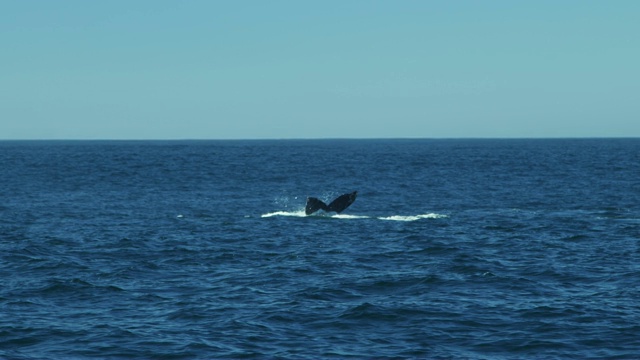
[305,191,357,215]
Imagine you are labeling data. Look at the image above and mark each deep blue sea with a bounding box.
[1,139,639,359]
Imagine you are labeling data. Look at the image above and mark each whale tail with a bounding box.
[305,191,357,215]
[305,197,330,215]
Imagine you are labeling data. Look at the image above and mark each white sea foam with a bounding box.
[261,211,447,221]
[261,210,307,218]
[378,213,448,221]
[332,214,370,220]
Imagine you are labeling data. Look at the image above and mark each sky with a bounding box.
[1,0,639,139]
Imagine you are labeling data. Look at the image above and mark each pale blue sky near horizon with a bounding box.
[1,1,639,140]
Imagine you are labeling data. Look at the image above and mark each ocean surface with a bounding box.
[1,139,639,359]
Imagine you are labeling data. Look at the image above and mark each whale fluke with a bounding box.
[305,191,357,215]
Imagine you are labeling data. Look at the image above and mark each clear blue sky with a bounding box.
[2,1,639,139]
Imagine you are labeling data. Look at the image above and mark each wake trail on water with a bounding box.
[260,210,447,222]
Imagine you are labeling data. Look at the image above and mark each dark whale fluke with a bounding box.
[305,191,357,215]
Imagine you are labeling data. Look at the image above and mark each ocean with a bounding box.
[1,139,639,359]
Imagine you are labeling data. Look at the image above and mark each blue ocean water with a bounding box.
[1,139,639,359]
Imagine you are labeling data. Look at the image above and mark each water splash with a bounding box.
[261,211,447,221]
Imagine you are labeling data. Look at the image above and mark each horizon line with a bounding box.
[1,136,639,142]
